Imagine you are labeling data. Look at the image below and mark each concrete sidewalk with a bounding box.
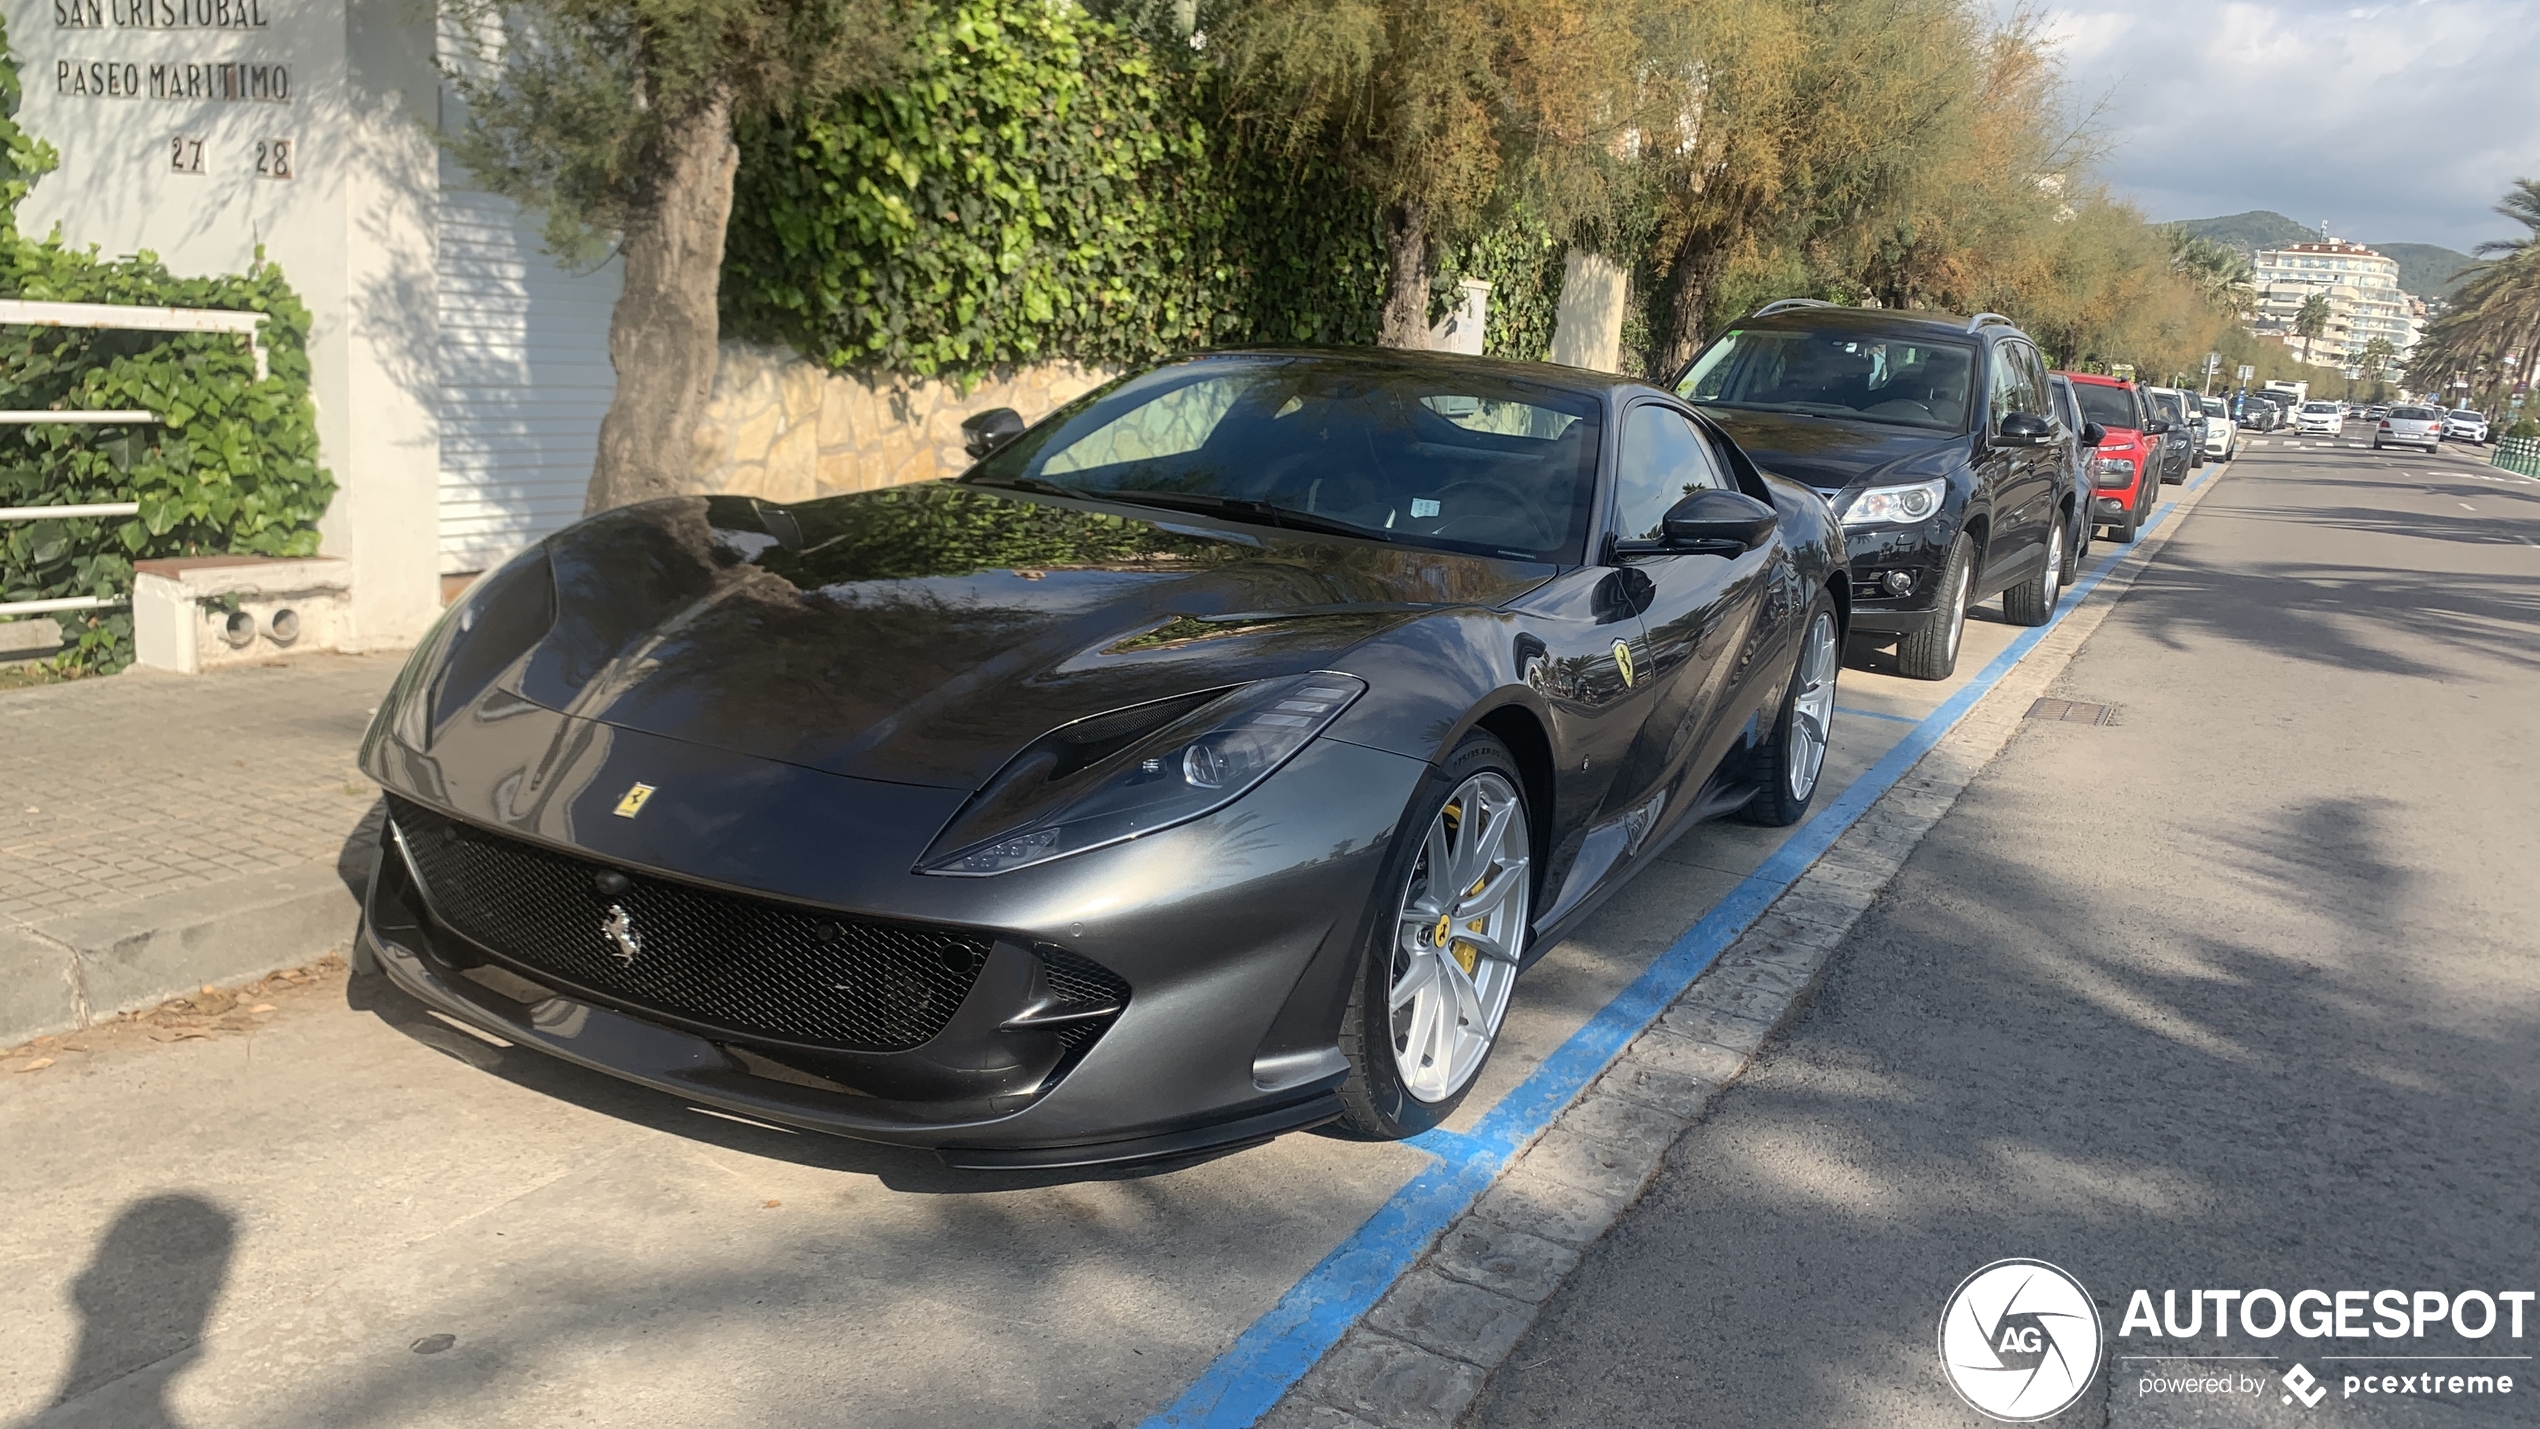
[0,654,402,1044]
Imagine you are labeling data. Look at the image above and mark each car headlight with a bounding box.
[921,672,1368,876]
[1841,479,1947,527]
[2091,456,2137,489]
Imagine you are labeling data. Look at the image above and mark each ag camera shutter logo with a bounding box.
[1939,1259,2104,1421]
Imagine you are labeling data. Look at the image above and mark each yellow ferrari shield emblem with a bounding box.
[1612,638,1636,688]
[613,782,657,818]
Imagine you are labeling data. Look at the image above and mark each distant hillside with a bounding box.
[2174,210,2319,253]
[2365,242,2478,299]
[2169,210,2478,299]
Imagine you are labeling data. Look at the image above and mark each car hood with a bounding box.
[487,485,1552,790]
[1693,407,1971,502]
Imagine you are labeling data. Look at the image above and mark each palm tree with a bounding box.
[2358,336,2395,379]
[2293,292,2332,363]
[2412,178,2540,412]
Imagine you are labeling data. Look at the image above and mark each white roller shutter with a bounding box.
[434,154,622,575]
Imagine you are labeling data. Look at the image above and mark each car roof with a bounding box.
[2058,370,2135,388]
[1735,302,2018,343]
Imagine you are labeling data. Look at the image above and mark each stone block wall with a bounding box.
[687,343,1120,502]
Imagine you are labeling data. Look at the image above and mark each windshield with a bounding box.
[1677,327,1976,432]
[2200,397,2227,416]
[2303,402,2338,413]
[965,356,1603,563]
[2071,382,2140,429]
[2450,410,2482,419]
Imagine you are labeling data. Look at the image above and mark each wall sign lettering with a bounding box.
[254,136,290,179]
[54,57,292,102]
[54,0,271,28]
[168,132,204,172]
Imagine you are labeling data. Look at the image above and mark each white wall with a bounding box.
[8,0,444,646]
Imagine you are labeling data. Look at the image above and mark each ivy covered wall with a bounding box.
[719,0,1566,382]
[0,12,332,671]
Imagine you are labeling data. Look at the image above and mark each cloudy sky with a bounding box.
[2014,0,2538,253]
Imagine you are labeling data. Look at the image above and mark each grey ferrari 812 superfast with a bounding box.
[358,349,1848,1168]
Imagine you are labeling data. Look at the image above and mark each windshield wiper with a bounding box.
[1087,489,1394,542]
[966,474,1085,498]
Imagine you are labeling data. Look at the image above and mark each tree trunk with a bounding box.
[587,86,740,515]
[1378,200,1433,350]
[1657,233,1723,377]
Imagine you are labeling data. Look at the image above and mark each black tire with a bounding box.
[1335,730,1530,1140]
[1741,594,1840,827]
[2060,507,2087,584]
[1896,533,1974,681]
[2000,520,2062,627]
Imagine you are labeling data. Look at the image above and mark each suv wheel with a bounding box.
[2002,523,2060,627]
[1896,534,1974,680]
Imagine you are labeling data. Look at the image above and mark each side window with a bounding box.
[2015,344,2052,425]
[1986,345,2028,428]
[1616,405,1726,542]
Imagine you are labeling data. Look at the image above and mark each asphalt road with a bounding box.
[1468,435,2540,1427]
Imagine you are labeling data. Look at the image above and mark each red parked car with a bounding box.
[2058,371,2160,543]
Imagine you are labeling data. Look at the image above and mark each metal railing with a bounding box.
[2493,435,2540,479]
[0,301,270,620]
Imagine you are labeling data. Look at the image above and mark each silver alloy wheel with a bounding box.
[1944,560,1971,662]
[2041,523,2062,610]
[1389,771,1528,1104]
[1787,609,1838,801]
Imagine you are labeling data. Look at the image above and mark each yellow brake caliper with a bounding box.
[1434,801,1489,978]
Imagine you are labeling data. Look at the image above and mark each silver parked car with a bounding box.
[2375,405,2444,452]
[2443,409,2490,444]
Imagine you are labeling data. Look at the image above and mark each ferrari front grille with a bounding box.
[387,797,992,1052]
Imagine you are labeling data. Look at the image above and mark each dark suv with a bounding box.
[1673,301,2077,680]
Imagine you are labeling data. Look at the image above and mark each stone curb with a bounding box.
[0,815,379,1046]
[1257,467,2236,1429]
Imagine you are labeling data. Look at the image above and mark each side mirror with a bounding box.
[1996,412,2053,446]
[961,407,1028,459]
[2141,419,2171,435]
[1633,488,1779,555]
[2080,421,2107,448]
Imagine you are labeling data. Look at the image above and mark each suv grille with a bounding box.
[388,797,991,1052]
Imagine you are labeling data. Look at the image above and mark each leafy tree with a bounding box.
[1201,0,1641,348]
[439,0,904,513]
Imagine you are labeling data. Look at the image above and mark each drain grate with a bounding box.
[2026,698,2114,726]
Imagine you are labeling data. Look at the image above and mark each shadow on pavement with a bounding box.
[13,1195,235,1429]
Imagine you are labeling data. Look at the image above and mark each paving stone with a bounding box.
[1428,1216,1585,1304]
[1470,1156,1636,1248]
[1292,1329,1488,1429]
[1653,999,1774,1057]
[1595,1045,1725,1118]
[1365,1268,1540,1366]
[1528,1093,1682,1202]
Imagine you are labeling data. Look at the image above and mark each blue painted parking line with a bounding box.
[1141,469,2216,1429]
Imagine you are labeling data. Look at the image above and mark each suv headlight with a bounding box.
[2091,456,2137,489]
[1841,479,1947,527]
[921,672,1368,875]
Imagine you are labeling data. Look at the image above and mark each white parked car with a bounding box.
[2198,395,2237,459]
[2443,409,2490,444]
[2294,400,2344,435]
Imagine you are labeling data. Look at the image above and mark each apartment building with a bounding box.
[2249,239,2420,375]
